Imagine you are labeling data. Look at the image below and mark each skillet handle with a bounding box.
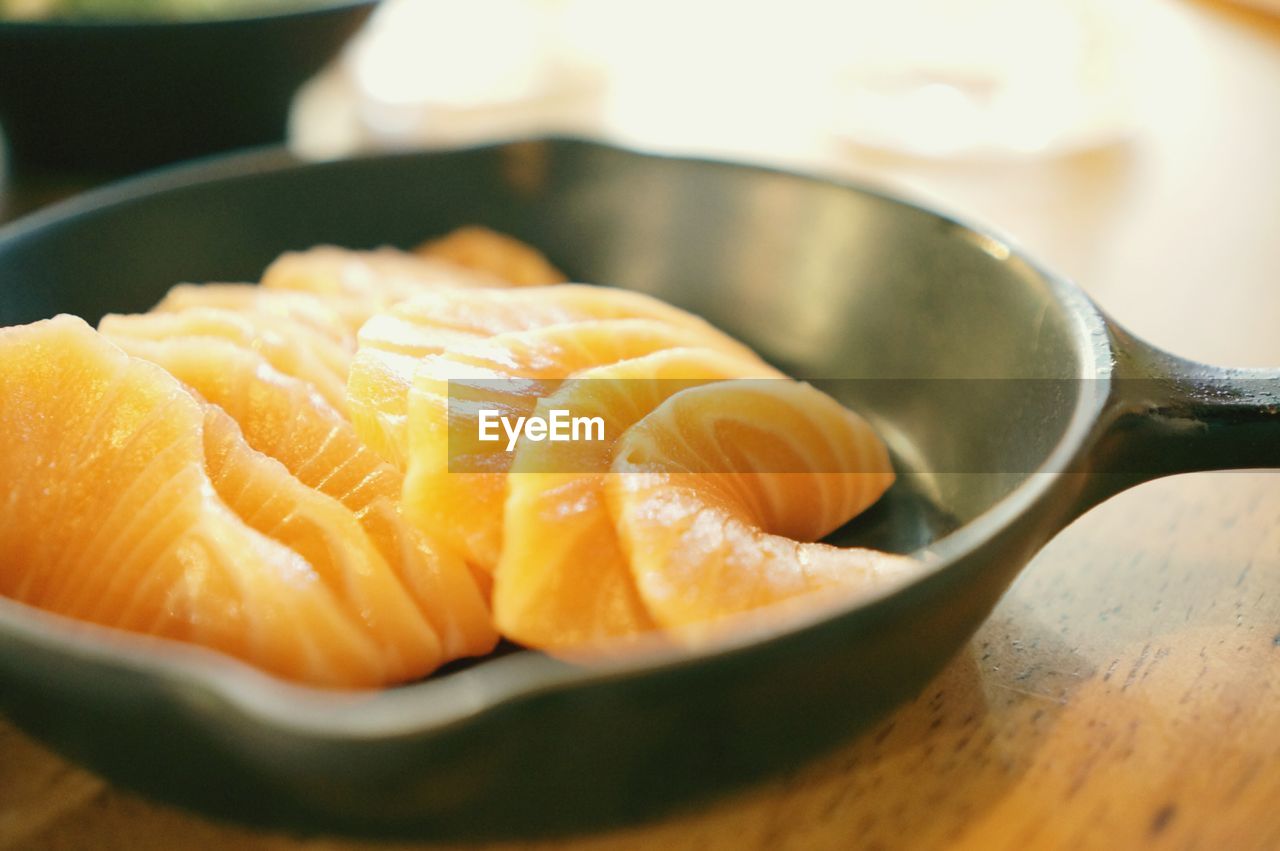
[1073,325,1280,515]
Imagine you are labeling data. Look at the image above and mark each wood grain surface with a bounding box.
[1,1,1278,849]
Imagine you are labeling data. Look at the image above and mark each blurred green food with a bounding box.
[1,0,320,21]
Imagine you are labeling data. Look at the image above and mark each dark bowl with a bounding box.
[0,1,376,175]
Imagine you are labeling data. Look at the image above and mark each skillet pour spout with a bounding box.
[0,137,1276,839]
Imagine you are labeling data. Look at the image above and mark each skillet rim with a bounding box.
[0,136,1114,738]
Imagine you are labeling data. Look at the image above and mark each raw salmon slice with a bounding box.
[403,318,768,572]
[417,226,567,286]
[495,348,778,650]
[605,380,911,635]
[99,331,496,660]
[262,245,504,303]
[201,406,444,678]
[154,283,358,346]
[0,316,430,687]
[349,284,760,468]
[101,306,352,416]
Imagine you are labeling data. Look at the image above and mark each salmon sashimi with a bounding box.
[494,347,779,650]
[153,283,358,347]
[0,316,433,687]
[262,245,504,302]
[1,232,908,680]
[349,284,761,469]
[201,406,444,677]
[417,226,567,286]
[100,306,352,417]
[605,380,911,635]
[402,318,770,573]
[98,331,496,660]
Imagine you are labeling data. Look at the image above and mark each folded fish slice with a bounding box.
[606,380,913,635]
[261,244,505,315]
[0,316,392,687]
[153,283,358,346]
[417,225,568,286]
[495,347,778,650]
[350,284,761,468]
[404,318,768,572]
[101,306,351,416]
[99,331,497,663]
[201,406,444,678]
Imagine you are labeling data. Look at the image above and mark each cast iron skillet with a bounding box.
[0,138,1276,839]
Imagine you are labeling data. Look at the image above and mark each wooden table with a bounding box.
[1,2,1277,848]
